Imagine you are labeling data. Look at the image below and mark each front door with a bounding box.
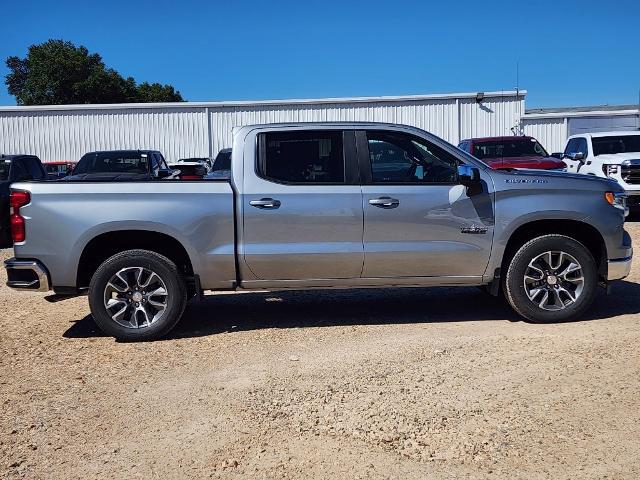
[358,130,494,279]
[241,129,364,281]
[563,137,589,173]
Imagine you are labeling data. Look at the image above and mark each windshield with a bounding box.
[0,161,9,181]
[472,138,549,159]
[592,135,640,156]
[74,153,149,175]
[213,151,231,171]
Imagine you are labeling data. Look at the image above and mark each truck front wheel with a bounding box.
[504,235,598,323]
[88,249,187,341]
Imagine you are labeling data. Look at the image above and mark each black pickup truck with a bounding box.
[64,150,178,181]
[1,154,47,248]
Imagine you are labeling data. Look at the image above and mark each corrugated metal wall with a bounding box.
[0,107,209,162]
[459,97,525,140]
[568,115,639,136]
[522,112,640,153]
[522,118,567,153]
[0,93,525,162]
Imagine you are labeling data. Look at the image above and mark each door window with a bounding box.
[366,131,458,183]
[564,138,588,158]
[258,131,345,184]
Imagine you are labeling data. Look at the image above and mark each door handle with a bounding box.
[368,197,399,209]
[249,198,281,209]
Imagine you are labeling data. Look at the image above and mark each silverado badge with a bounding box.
[461,225,488,234]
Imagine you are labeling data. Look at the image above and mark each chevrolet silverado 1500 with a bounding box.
[4,123,633,340]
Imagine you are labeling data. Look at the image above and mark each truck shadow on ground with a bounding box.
[64,280,640,341]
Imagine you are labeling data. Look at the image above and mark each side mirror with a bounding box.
[565,152,585,161]
[550,152,563,159]
[156,168,174,179]
[458,164,481,187]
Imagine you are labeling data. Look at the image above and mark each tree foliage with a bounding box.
[5,40,184,105]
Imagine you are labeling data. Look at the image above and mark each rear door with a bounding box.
[241,129,364,281]
[358,129,494,279]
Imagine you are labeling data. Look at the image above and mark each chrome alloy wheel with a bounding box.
[103,267,169,329]
[523,251,585,311]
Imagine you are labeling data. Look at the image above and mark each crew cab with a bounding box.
[560,131,640,210]
[458,136,566,170]
[4,123,632,341]
[64,150,178,181]
[1,154,46,248]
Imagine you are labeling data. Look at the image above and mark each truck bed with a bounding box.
[11,180,237,290]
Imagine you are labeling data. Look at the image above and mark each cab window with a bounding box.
[258,131,345,184]
[365,131,458,184]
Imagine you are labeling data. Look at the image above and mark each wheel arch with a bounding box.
[502,219,607,279]
[76,230,195,289]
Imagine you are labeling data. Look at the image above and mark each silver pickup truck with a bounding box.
[4,123,633,341]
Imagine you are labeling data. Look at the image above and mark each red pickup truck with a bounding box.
[458,136,566,170]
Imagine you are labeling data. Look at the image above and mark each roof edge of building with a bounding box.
[0,90,526,113]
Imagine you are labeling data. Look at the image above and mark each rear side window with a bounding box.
[258,131,345,184]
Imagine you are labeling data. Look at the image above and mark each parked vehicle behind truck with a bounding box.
[167,161,208,180]
[4,123,632,341]
[65,150,178,181]
[458,136,566,171]
[44,161,75,179]
[560,131,640,211]
[1,154,47,248]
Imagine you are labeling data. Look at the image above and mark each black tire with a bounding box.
[88,249,187,341]
[504,234,598,323]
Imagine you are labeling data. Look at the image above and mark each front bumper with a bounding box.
[625,192,640,209]
[608,257,632,281]
[4,258,51,292]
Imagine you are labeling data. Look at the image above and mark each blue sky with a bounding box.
[1,0,639,108]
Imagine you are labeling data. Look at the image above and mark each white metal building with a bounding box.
[0,91,525,162]
[522,105,640,153]
[1,90,637,162]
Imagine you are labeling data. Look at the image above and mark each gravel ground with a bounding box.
[2,223,640,479]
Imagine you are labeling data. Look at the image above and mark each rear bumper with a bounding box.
[608,257,632,281]
[4,258,51,292]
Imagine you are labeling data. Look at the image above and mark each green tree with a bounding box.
[5,40,184,105]
[136,82,183,103]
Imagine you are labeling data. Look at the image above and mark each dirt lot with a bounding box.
[1,224,640,480]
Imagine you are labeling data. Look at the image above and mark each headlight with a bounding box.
[602,164,619,177]
[605,191,628,216]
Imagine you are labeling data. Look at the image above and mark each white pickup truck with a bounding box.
[561,131,640,210]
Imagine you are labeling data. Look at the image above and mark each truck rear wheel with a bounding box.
[504,234,598,323]
[88,249,187,341]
